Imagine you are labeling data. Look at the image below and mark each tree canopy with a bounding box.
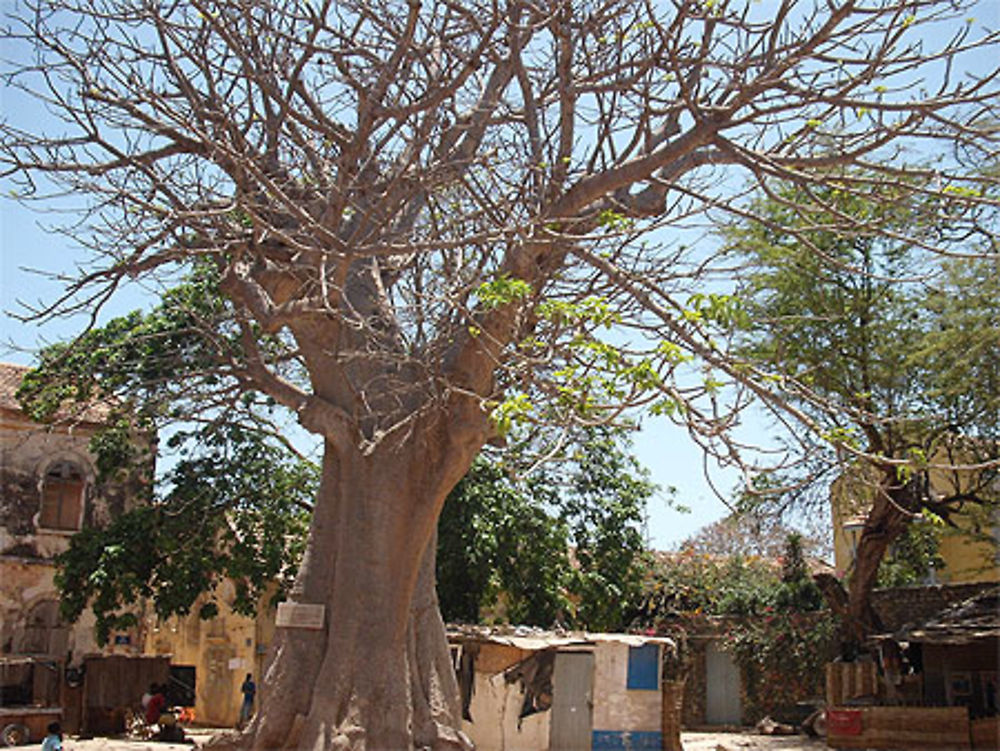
[438,425,655,631]
[55,424,315,644]
[720,174,1000,644]
[3,1,996,460]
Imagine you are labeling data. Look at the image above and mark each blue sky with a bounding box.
[7,4,992,550]
[0,191,741,549]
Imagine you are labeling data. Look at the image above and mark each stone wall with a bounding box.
[1,392,149,662]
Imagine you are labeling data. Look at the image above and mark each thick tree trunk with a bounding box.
[244,435,475,751]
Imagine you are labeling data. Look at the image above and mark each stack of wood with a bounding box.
[826,661,878,706]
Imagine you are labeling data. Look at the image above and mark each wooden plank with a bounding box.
[827,706,971,750]
[826,662,878,706]
[83,656,169,709]
[971,717,999,751]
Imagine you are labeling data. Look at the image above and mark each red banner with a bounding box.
[827,708,864,736]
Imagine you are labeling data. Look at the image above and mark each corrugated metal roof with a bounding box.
[447,625,674,651]
[876,586,1000,645]
[588,632,676,647]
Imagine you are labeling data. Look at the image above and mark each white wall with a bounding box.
[463,667,551,751]
[591,641,661,733]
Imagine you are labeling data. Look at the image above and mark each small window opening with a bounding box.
[39,461,86,531]
[626,643,660,690]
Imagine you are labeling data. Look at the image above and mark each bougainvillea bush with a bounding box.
[636,533,838,722]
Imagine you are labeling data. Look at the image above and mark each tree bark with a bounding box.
[840,477,913,656]
[244,432,476,751]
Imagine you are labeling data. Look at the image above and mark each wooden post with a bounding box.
[661,678,686,751]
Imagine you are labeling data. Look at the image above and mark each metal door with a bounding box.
[705,640,742,725]
[549,651,594,751]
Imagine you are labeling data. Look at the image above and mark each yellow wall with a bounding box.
[830,462,1000,584]
[936,523,999,583]
[144,581,275,727]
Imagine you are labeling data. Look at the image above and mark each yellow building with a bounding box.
[831,460,1000,585]
[144,581,277,727]
[0,361,281,729]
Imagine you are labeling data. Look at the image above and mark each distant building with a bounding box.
[0,362,149,660]
[0,362,163,741]
[826,586,999,750]
[0,361,275,729]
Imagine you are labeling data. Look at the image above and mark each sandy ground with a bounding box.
[34,728,828,751]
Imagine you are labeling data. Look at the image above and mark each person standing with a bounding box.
[239,673,256,728]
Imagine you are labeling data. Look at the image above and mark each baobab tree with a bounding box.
[2,1,998,749]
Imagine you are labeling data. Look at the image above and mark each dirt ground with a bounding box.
[38,728,829,751]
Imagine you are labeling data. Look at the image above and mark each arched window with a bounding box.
[39,460,86,531]
[18,599,69,656]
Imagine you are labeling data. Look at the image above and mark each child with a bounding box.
[41,721,62,751]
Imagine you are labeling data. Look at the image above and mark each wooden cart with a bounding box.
[0,706,62,747]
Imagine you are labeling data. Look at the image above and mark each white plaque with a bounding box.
[275,601,326,630]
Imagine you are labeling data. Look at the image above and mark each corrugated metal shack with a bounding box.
[449,627,677,751]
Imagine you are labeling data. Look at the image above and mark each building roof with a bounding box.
[0,361,111,424]
[871,581,996,634]
[0,362,30,412]
[877,585,1000,646]
[447,624,675,651]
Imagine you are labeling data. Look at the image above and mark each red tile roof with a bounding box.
[0,361,111,425]
[0,362,31,412]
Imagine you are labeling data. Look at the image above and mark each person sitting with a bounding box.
[155,710,187,743]
[146,683,168,726]
[41,721,62,751]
